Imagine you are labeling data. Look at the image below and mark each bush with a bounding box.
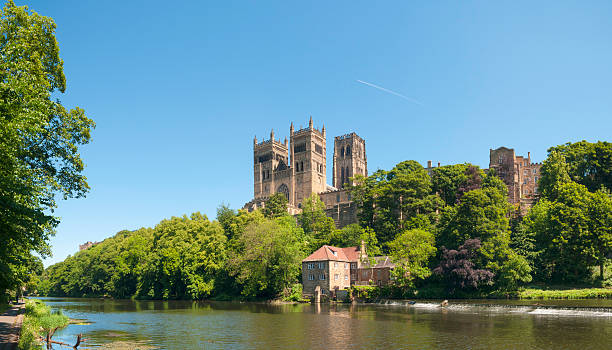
[19,299,69,349]
[282,284,305,302]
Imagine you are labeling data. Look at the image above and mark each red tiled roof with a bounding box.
[341,246,361,262]
[303,245,350,262]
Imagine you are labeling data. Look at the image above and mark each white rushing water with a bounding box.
[379,299,612,317]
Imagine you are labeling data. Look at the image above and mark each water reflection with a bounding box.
[36,298,612,350]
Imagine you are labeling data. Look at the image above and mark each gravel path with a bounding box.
[0,301,25,350]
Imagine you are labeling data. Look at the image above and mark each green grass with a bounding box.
[518,287,612,300]
[18,299,70,350]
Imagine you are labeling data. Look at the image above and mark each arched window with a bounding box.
[300,161,304,172]
[277,183,289,201]
[341,147,345,158]
[341,167,345,187]
[346,146,351,156]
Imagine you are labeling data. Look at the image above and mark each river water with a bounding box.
[38,297,612,349]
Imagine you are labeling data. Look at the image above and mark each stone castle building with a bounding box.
[243,117,366,227]
[489,147,542,210]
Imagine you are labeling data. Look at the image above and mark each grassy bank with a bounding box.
[518,287,612,300]
[18,299,69,350]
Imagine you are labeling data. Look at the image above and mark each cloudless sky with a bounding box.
[16,0,612,266]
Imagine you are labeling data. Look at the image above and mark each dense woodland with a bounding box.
[36,140,612,300]
[0,1,610,303]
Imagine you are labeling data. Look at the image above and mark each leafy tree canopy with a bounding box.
[0,0,95,297]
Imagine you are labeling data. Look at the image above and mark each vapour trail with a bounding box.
[356,80,422,105]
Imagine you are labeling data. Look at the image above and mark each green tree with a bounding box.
[298,193,336,251]
[546,141,612,193]
[538,150,572,201]
[387,229,436,287]
[262,192,289,218]
[351,160,441,245]
[227,215,306,298]
[139,213,227,299]
[0,1,95,297]
[525,182,612,282]
[329,224,381,255]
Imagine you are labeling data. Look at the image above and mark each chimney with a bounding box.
[528,152,531,162]
[359,240,368,261]
[427,160,432,168]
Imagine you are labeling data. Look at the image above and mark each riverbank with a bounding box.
[18,299,70,350]
[518,287,612,299]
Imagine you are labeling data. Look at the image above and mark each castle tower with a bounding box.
[333,133,367,189]
[289,117,327,207]
[253,129,289,200]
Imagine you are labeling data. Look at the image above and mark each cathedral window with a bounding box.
[346,146,351,156]
[294,143,306,153]
[341,147,345,158]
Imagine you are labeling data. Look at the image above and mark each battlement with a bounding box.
[335,132,364,142]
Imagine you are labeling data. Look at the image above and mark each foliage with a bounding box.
[545,141,612,193]
[282,283,305,302]
[227,214,306,299]
[519,287,612,300]
[0,0,95,300]
[433,239,494,293]
[351,161,441,244]
[298,193,336,251]
[19,299,69,350]
[387,229,436,287]
[262,192,289,218]
[523,182,612,282]
[329,224,381,256]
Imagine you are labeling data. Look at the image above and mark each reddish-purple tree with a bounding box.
[433,238,494,293]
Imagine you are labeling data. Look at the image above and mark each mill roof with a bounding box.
[361,256,396,269]
[303,245,350,262]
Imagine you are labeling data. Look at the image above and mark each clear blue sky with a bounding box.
[18,0,612,266]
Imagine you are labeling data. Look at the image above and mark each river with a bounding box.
[37,297,612,349]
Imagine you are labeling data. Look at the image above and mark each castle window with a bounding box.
[341,147,345,158]
[296,162,299,171]
[315,144,323,154]
[346,146,351,156]
[301,161,304,172]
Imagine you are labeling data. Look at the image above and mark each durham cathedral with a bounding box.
[243,117,541,227]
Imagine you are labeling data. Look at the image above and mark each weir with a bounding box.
[377,299,612,317]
